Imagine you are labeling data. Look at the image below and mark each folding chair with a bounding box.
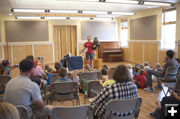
[48,82,80,105]
[104,97,142,119]
[158,66,179,96]
[0,75,11,94]
[79,72,99,93]
[51,105,93,119]
[16,105,30,119]
[50,73,60,84]
[84,80,102,104]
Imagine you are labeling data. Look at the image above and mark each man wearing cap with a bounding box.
[4,59,52,118]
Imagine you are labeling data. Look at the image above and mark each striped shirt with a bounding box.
[91,81,138,119]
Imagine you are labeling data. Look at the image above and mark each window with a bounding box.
[120,22,128,47]
[161,10,176,50]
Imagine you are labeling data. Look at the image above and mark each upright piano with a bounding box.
[98,41,123,62]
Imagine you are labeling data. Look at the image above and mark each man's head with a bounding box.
[19,59,34,77]
[55,62,62,71]
[166,50,174,59]
[59,67,68,78]
[87,36,91,42]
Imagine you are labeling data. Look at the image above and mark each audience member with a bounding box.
[102,67,116,87]
[140,64,144,69]
[101,67,108,81]
[54,62,62,73]
[150,90,180,119]
[133,66,140,80]
[71,71,79,83]
[55,67,72,83]
[0,63,5,75]
[127,64,133,79]
[102,64,108,70]
[84,64,92,72]
[91,64,138,119]
[4,59,52,117]
[1,60,18,76]
[136,69,147,89]
[145,50,178,92]
[0,101,20,119]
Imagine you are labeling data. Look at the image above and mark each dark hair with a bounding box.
[103,64,108,70]
[19,59,34,72]
[113,64,131,83]
[101,68,108,75]
[2,60,9,67]
[55,63,62,71]
[45,65,49,70]
[0,63,5,75]
[59,67,68,78]
[139,69,144,75]
[135,66,140,72]
[166,50,174,59]
[139,64,144,69]
[144,62,149,66]
[25,55,34,62]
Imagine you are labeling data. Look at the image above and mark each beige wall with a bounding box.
[176,2,180,41]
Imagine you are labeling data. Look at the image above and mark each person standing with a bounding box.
[84,36,94,69]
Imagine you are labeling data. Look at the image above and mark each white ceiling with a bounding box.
[0,0,180,17]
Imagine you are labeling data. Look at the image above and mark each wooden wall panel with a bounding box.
[179,44,180,58]
[144,44,158,65]
[34,44,53,63]
[159,51,166,65]
[123,47,131,62]
[0,45,2,59]
[131,43,143,64]
[4,46,11,63]
[12,45,32,64]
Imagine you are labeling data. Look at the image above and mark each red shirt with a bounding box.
[84,42,94,54]
[136,75,147,88]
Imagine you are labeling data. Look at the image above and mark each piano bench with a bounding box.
[108,54,123,62]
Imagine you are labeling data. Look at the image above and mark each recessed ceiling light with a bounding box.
[144,2,172,7]
[12,9,45,13]
[16,16,42,19]
[9,13,13,16]
[49,10,78,14]
[44,16,67,19]
[82,10,108,14]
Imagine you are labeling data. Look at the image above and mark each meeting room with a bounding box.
[0,0,180,119]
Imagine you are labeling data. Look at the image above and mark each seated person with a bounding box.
[136,69,147,89]
[102,67,116,87]
[101,67,108,82]
[144,61,151,70]
[102,64,108,70]
[150,90,180,119]
[55,67,72,83]
[54,62,62,73]
[91,64,138,119]
[127,64,133,79]
[4,59,53,117]
[0,101,20,119]
[1,60,18,76]
[133,66,140,81]
[84,64,93,72]
[71,71,79,83]
[145,50,178,92]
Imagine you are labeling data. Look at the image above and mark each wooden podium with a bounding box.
[84,58,103,69]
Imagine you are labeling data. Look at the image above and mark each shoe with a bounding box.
[144,88,155,92]
[154,85,162,89]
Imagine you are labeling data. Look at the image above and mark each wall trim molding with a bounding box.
[3,42,54,46]
[128,40,160,44]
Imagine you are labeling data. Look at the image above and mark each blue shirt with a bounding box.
[55,78,72,83]
[5,67,10,76]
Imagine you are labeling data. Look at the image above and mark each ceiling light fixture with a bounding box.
[105,0,139,4]
[70,17,90,20]
[111,11,135,15]
[93,17,113,20]
[9,13,13,16]
[144,2,172,7]
[12,9,45,13]
[44,16,67,19]
[15,16,42,19]
[82,10,108,14]
[49,10,78,14]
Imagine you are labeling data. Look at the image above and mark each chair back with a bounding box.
[30,75,43,86]
[175,73,180,91]
[104,97,142,119]
[0,75,11,94]
[163,66,179,82]
[50,73,60,84]
[51,105,93,119]
[87,80,102,98]
[16,105,30,119]
[79,72,99,81]
[50,82,79,101]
